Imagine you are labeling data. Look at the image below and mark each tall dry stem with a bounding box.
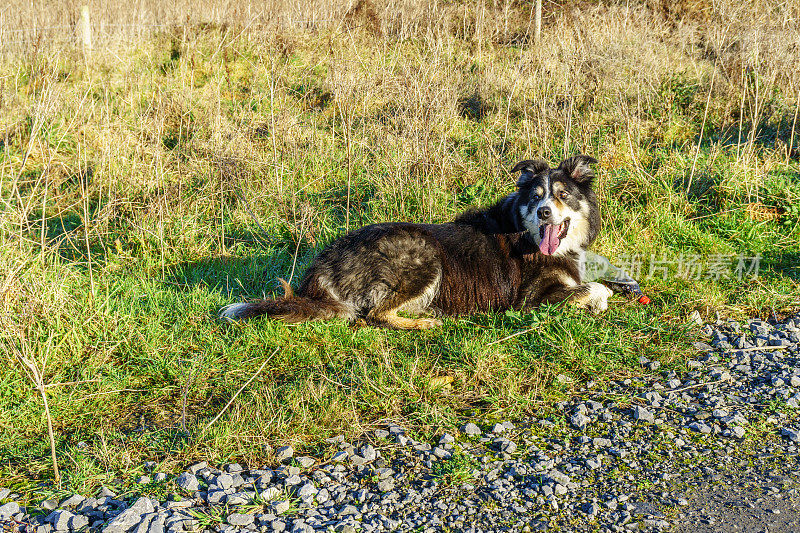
[4,322,61,488]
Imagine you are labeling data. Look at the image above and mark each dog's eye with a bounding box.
[558,191,568,200]
[531,194,540,201]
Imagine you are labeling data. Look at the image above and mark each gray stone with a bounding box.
[354,488,369,503]
[148,514,165,533]
[40,498,59,511]
[349,454,367,466]
[375,468,394,479]
[225,492,251,505]
[272,500,291,515]
[175,473,199,492]
[432,447,452,459]
[252,469,273,486]
[461,422,482,437]
[331,451,349,462]
[215,473,234,490]
[275,446,294,462]
[290,521,313,533]
[642,391,662,405]
[103,497,155,533]
[586,457,602,469]
[489,423,506,434]
[67,513,89,531]
[781,427,800,443]
[570,412,590,430]
[633,406,654,424]
[75,497,99,513]
[377,479,395,492]
[688,421,712,434]
[97,486,117,498]
[339,505,359,516]
[130,513,155,533]
[296,456,315,469]
[316,488,330,504]
[582,502,600,516]
[284,474,302,486]
[493,438,517,454]
[295,483,317,499]
[187,462,207,474]
[360,445,377,462]
[59,495,86,509]
[711,368,732,381]
[47,509,75,531]
[228,513,255,526]
[260,487,281,501]
[207,489,227,505]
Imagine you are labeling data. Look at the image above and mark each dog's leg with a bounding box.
[366,276,443,330]
[539,282,613,313]
[370,309,442,330]
[367,296,443,329]
[570,282,613,312]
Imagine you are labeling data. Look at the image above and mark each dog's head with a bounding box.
[511,155,600,256]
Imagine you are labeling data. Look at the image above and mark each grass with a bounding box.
[1,0,799,501]
[431,446,479,486]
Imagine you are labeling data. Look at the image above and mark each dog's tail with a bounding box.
[219,278,349,323]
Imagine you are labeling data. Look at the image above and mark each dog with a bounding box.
[219,155,612,329]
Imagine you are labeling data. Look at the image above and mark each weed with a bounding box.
[431,447,478,486]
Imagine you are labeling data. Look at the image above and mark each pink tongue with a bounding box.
[539,224,561,255]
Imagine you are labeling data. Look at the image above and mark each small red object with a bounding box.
[638,295,651,305]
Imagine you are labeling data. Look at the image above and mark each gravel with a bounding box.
[4,312,800,533]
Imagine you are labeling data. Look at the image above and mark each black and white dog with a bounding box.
[220,155,611,328]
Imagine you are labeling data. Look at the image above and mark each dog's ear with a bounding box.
[510,159,549,188]
[558,155,598,185]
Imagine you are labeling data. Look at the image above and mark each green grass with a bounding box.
[431,446,480,486]
[1,2,799,501]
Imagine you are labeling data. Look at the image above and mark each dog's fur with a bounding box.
[220,155,612,329]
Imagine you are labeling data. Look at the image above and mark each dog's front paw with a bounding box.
[580,282,613,313]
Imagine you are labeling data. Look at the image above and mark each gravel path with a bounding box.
[3,312,800,533]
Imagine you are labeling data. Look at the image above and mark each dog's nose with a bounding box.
[537,206,551,220]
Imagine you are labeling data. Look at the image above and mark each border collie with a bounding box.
[220,155,611,329]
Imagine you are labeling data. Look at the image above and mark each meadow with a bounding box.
[1,0,799,497]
